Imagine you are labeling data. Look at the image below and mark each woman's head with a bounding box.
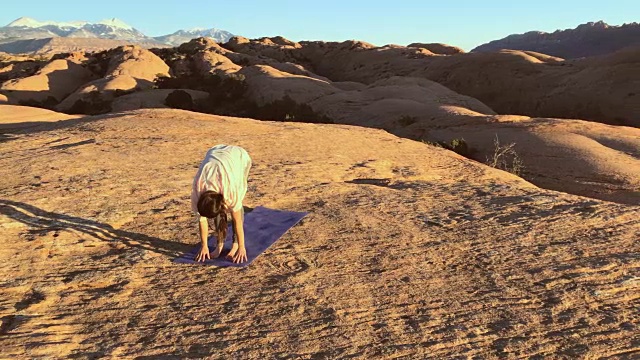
[197,191,225,218]
[197,191,228,243]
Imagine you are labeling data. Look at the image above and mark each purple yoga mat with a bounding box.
[174,206,307,267]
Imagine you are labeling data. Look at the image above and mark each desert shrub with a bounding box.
[155,73,246,96]
[195,94,254,117]
[398,115,417,126]
[150,48,188,69]
[250,95,333,124]
[32,54,52,62]
[84,49,115,77]
[449,138,469,155]
[153,73,170,88]
[156,72,251,115]
[0,60,43,82]
[67,91,111,115]
[50,52,71,61]
[17,96,59,110]
[209,73,248,104]
[423,138,472,157]
[112,89,136,98]
[234,57,251,66]
[485,135,524,176]
[165,90,194,111]
[154,72,333,123]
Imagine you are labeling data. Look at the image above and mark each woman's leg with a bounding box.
[227,207,244,258]
[231,207,244,244]
[214,214,225,247]
[245,157,252,184]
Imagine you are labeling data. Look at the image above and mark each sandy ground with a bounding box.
[0,108,638,359]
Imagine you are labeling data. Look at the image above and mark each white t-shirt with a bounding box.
[191,145,252,215]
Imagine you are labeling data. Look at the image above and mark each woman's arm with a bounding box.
[195,216,210,262]
[198,216,209,246]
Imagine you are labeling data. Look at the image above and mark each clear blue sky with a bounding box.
[1,0,638,50]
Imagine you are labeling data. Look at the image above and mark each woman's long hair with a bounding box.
[197,191,227,244]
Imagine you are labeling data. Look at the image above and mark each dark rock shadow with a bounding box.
[0,199,190,258]
[345,178,392,187]
[0,111,127,142]
[344,178,431,191]
[0,314,37,335]
[48,138,96,150]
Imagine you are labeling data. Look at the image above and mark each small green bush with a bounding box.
[449,138,469,156]
[423,138,472,157]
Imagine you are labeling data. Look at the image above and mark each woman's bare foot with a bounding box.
[226,242,239,259]
[211,244,224,258]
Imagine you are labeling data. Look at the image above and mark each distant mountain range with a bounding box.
[472,21,640,59]
[154,28,235,46]
[3,17,639,60]
[0,17,235,54]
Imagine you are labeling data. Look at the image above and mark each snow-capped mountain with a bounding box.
[7,17,88,29]
[0,17,236,53]
[1,17,152,43]
[153,28,234,46]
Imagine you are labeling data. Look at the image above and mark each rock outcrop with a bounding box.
[225,39,640,127]
[0,58,93,104]
[407,42,465,55]
[56,46,170,112]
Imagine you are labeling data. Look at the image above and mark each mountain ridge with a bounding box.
[472,20,640,58]
[7,16,134,30]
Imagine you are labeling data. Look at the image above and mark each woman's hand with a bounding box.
[195,245,210,262]
[230,246,248,263]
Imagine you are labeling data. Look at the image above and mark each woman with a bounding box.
[191,145,252,263]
